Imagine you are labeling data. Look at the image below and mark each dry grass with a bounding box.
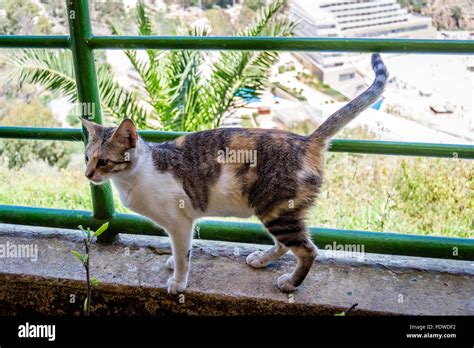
[0,153,471,238]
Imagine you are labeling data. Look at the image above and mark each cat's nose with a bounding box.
[85,169,94,179]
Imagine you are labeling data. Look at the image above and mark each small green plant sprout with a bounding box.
[70,222,109,316]
[334,303,358,316]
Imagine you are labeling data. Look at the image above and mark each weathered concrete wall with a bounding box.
[0,224,472,315]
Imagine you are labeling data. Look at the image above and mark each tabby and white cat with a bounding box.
[82,53,387,294]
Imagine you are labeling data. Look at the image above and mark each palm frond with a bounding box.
[4,49,149,127]
[135,0,159,66]
[96,63,149,126]
[161,26,210,131]
[5,0,295,133]
[5,49,77,99]
[240,0,288,37]
[109,17,167,119]
[207,0,294,127]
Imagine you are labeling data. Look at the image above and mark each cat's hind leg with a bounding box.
[246,239,288,268]
[275,236,317,292]
[264,214,317,292]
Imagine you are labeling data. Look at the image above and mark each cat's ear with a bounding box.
[112,119,137,148]
[81,118,101,138]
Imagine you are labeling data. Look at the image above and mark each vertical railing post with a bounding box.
[66,0,117,242]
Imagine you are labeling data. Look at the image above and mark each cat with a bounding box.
[82,53,387,294]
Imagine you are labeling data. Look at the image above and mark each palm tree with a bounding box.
[4,0,294,131]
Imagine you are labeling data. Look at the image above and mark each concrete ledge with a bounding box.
[0,223,473,315]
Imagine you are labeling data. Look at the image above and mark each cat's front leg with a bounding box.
[165,218,194,295]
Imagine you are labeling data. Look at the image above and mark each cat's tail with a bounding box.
[310,53,388,142]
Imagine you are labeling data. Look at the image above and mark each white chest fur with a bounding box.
[111,159,191,226]
[111,155,254,225]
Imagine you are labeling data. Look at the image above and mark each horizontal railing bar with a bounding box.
[138,129,188,142]
[0,205,472,260]
[0,127,83,141]
[89,36,474,54]
[327,139,473,159]
[0,127,183,142]
[0,35,472,54]
[0,126,473,158]
[0,35,70,48]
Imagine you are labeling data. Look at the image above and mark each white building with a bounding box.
[289,0,436,97]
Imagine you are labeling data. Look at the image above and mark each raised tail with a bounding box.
[310,53,388,142]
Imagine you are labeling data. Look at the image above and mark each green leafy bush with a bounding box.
[1,153,471,238]
[0,99,72,168]
[310,154,473,238]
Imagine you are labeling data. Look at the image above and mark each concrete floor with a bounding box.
[0,223,473,315]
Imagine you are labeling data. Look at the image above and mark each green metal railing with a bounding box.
[0,1,472,259]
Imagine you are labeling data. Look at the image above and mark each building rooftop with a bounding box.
[290,0,434,38]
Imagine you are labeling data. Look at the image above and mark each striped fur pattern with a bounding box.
[82,54,388,294]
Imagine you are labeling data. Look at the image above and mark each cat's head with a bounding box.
[82,118,138,185]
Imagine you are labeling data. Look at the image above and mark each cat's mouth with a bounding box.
[88,174,107,185]
[90,179,107,185]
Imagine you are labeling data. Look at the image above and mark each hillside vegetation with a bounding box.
[399,0,473,30]
[425,0,473,30]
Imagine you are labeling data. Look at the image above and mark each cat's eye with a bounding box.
[97,159,109,167]
[85,155,89,162]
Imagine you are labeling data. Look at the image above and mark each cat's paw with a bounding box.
[167,277,187,295]
[276,273,297,293]
[246,251,268,268]
[165,256,174,270]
